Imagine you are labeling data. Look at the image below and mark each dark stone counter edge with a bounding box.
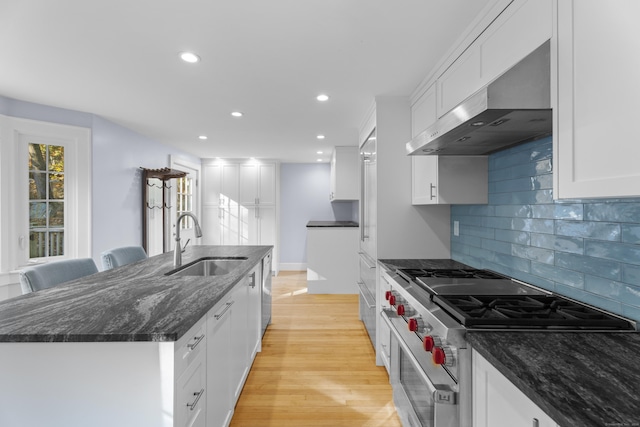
[0,333,178,343]
[306,221,359,227]
[378,258,472,271]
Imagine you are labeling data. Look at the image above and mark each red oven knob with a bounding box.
[422,335,441,352]
[396,304,405,316]
[388,295,396,306]
[408,317,423,332]
[432,346,454,367]
[385,290,392,301]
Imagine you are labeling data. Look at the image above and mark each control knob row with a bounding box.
[423,335,454,367]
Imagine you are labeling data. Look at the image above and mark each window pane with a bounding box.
[29,172,47,199]
[29,231,46,258]
[48,145,64,172]
[28,144,47,171]
[29,202,47,227]
[49,231,64,256]
[49,202,64,227]
[49,173,64,199]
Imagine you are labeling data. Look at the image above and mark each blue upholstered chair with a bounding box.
[19,258,99,294]
[101,246,147,270]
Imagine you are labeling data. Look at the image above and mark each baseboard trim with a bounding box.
[279,262,307,271]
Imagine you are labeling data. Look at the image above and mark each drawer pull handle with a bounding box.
[187,334,205,351]
[214,301,235,320]
[186,388,204,411]
[532,419,539,427]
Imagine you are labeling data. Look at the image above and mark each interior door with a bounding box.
[170,157,201,251]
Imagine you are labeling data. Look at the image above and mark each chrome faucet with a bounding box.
[174,212,203,267]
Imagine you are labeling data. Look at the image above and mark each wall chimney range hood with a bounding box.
[407,41,551,156]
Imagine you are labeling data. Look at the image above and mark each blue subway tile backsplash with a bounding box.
[451,136,640,323]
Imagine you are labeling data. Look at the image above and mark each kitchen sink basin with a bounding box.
[167,257,248,277]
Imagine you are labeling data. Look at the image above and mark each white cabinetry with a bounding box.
[176,349,206,427]
[330,146,359,201]
[436,0,552,117]
[412,156,488,205]
[473,350,558,427]
[377,266,393,375]
[411,83,437,138]
[554,0,640,198]
[207,296,233,427]
[202,160,278,271]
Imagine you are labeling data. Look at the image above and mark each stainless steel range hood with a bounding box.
[407,41,551,156]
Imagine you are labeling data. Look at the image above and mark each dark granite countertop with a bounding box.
[0,245,271,343]
[306,220,359,227]
[378,258,472,271]
[468,331,640,427]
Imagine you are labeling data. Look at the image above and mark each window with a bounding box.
[0,115,91,272]
[176,175,193,230]
[28,143,65,258]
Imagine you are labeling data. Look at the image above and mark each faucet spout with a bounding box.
[174,212,203,268]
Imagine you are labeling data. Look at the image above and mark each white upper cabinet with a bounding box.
[330,146,359,201]
[554,0,640,198]
[411,83,437,138]
[436,0,552,117]
[412,156,488,205]
[239,163,276,205]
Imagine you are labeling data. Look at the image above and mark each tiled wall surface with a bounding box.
[451,136,640,322]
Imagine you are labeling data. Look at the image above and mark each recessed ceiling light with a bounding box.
[317,151,323,154]
[316,94,329,102]
[198,135,208,140]
[231,111,243,117]
[317,158,323,162]
[180,52,200,63]
[316,134,325,140]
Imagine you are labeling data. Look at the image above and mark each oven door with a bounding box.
[382,310,458,427]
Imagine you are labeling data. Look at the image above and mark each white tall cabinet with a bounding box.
[202,160,279,271]
[554,0,640,198]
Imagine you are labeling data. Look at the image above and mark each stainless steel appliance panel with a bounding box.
[358,284,376,347]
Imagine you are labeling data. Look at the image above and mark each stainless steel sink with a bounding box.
[167,257,248,277]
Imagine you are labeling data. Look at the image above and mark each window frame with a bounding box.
[0,115,91,272]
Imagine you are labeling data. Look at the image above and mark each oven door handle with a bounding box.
[382,310,458,402]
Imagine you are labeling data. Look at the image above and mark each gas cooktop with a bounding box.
[433,294,636,330]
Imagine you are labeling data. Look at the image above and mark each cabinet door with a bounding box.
[207,300,233,427]
[555,0,640,198]
[258,163,276,205]
[220,204,240,245]
[412,156,438,205]
[437,46,481,117]
[176,350,206,427]
[220,164,239,204]
[230,282,249,403]
[411,83,437,138]
[246,267,262,360]
[479,0,552,87]
[202,164,222,206]
[202,205,222,245]
[239,164,259,205]
[473,350,558,427]
[258,206,276,247]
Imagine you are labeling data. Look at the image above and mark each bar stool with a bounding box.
[19,258,99,294]
[101,246,147,270]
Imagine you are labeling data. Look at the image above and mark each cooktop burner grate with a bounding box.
[396,268,505,282]
[433,295,635,330]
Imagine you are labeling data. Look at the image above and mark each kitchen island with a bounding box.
[0,245,272,427]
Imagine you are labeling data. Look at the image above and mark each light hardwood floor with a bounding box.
[230,271,402,427]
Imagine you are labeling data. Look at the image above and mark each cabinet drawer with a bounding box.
[176,350,206,427]
[175,320,206,379]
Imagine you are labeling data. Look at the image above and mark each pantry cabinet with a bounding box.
[473,350,558,427]
[554,0,640,198]
[202,160,279,271]
[412,156,487,205]
[330,146,359,201]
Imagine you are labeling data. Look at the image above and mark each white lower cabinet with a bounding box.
[473,350,558,427]
[377,267,393,374]
[176,349,207,427]
[412,156,488,205]
[207,296,234,427]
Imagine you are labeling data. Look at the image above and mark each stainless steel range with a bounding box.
[380,266,636,427]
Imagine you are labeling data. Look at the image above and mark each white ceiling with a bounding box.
[0,0,490,163]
